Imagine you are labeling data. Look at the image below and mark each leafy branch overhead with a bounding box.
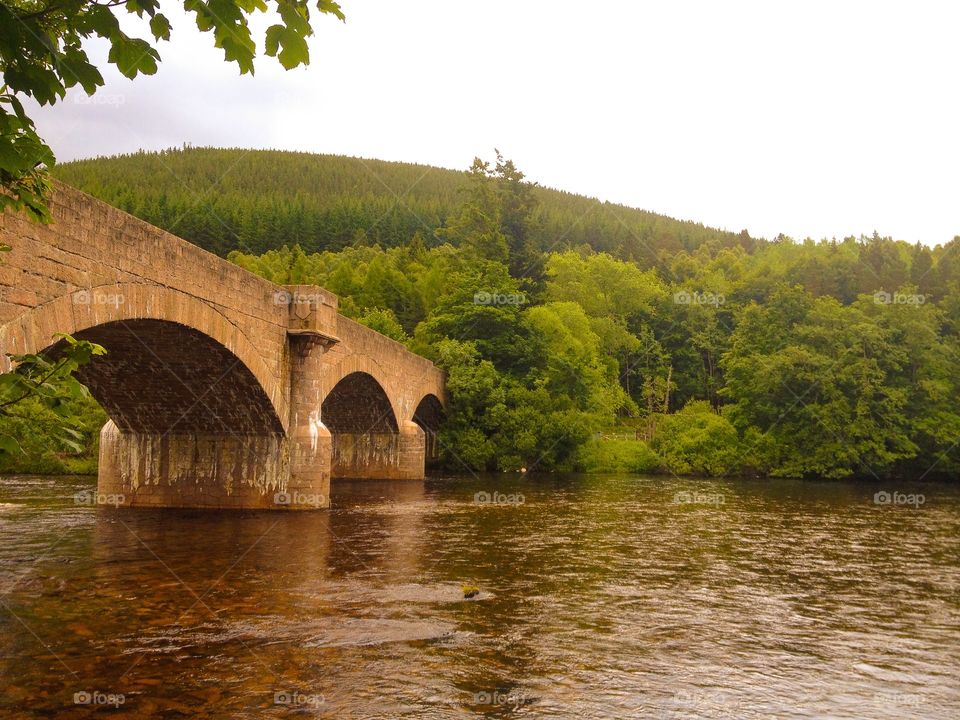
[0,0,346,221]
[0,333,106,455]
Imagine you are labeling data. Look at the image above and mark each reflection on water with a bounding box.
[0,474,958,718]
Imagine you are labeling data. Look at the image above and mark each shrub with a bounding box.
[574,437,661,474]
[651,401,742,476]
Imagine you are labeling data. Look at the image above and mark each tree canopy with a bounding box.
[221,153,960,479]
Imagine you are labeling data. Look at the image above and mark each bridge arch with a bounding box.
[0,283,287,433]
[412,393,445,464]
[404,368,448,423]
[318,354,404,431]
[412,394,444,432]
[321,371,399,434]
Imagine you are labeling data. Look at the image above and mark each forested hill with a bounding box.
[53,147,750,260]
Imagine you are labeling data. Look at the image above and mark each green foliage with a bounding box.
[356,307,409,344]
[545,251,666,407]
[439,151,545,286]
[721,289,955,479]
[651,401,742,476]
[439,157,511,265]
[220,154,960,480]
[430,337,594,472]
[0,334,106,464]
[55,147,746,259]
[0,392,105,474]
[524,301,633,417]
[0,0,345,220]
[574,437,661,474]
[0,92,54,221]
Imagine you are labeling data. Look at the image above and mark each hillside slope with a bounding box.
[54,147,753,261]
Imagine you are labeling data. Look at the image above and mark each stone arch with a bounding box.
[412,393,445,464]
[412,394,444,432]
[321,371,399,434]
[319,354,403,431]
[0,283,287,432]
[403,370,447,423]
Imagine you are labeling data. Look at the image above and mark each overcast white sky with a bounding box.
[32,1,960,245]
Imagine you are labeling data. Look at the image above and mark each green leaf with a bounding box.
[107,35,160,79]
[317,0,346,21]
[59,436,85,453]
[0,434,22,455]
[61,48,105,95]
[277,27,310,70]
[149,13,172,42]
[264,24,284,57]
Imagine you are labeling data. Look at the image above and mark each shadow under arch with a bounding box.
[322,371,428,480]
[412,394,445,465]
[48,319,283,435]
[321,371,399,434]
[0,283,288,432]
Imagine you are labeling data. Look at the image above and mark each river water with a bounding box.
[0,474,957,719]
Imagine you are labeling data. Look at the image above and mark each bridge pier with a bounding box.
[285,333,334,509]
[330,421,426,480]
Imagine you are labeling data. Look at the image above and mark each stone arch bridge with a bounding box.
[0,184,445,509]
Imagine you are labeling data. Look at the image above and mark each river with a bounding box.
[0,473,957,718]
